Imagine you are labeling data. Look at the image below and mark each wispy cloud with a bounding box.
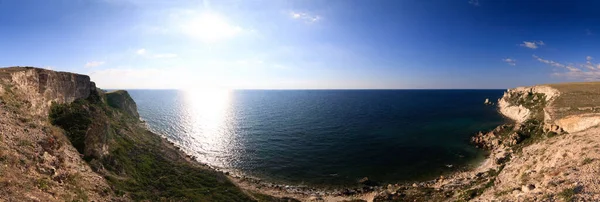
[533,55,564,68]
[520,41,545,49]
[289,11,321,23]
[85,61,105,68]
[503,58,516,66]
[468,0,480,6]
[586,29,593,36]
[533,55,600,80]
[581,56,600,70]
[136,48,147,55]
[136,48,178,59]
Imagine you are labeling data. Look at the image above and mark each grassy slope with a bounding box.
[547,82,600,120]
[49,89,255,201]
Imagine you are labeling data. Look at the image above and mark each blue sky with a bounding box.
[1,0,600,89]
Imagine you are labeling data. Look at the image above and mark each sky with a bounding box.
[1,0,600,89]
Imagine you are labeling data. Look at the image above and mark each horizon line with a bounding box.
[103,88,508,90]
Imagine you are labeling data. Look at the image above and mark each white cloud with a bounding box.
[520,41,545,49]
[468,0,480,6]
[519,41,546,49]
[503,58,516,66]
[90,67,195,89]
[136,48,147,55]
[582,56,598,70]
[85,61,105,68]
[533,55,565,68]
[566,65,581,72]
[289,11,321,23]
[534,55,600,80]
[136,49,178,59]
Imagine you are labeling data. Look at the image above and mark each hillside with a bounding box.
[3,66,600,202]
[371,83,600,201]
[0,67,290,201]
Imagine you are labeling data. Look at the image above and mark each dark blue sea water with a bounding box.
[128,90,505,187]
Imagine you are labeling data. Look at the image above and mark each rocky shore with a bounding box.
[3,66,600,201]
[236,84,600,201]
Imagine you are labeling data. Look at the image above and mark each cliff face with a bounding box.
[0,67,115,201]
[497,85,560,123]
[1,67,95,116]
[106,90,139,118]
[375,84,600,201]
[476,84,600,201]
[0,67,255,202]
[498,84,600,133]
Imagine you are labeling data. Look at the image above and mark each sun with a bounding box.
[181,12,242,43]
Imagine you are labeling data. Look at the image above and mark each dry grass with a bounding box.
[547,82,600,120]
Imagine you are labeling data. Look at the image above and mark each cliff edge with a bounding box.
[373,83,600,201]
[474,83,600,201]
[0,67,272,201]
[5,66,600,201]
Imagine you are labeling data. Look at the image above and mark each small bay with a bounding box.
[129,90,505,187]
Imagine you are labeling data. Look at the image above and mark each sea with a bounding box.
[128,89,506,187]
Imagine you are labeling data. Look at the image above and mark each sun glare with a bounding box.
[183,88,235,167]
[181,12,242,42]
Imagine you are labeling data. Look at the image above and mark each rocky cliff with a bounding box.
[0,67,95,116]
[497,84,600,133]
[373,83,600,201]
[5,66,600,202]
[497,85,560,123]
[105,90,139,119]
[0,67,265,202]
[0,67,116,201]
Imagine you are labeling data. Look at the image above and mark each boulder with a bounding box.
[358,177,379,186]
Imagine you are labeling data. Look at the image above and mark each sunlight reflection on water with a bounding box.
[181,88,236,169]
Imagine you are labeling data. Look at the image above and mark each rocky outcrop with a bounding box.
[106,90,139,118]
[555,113,600,133]
[497,85,560,123]
[498,100,530,123]
[0,67,116,201]
[0,67,95,116]
[0,67,254,202]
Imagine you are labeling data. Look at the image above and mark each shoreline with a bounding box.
[143,116,504,201]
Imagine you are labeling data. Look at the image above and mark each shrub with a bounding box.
[559,187,576,201]
[48,100,92,154]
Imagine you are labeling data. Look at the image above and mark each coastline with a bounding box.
[142,112,506,201]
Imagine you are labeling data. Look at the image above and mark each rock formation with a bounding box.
[2,67,95,116]
[374,83,600,201]
[4,66,600,201]
[105,90,140,118]
[0,67,257,202]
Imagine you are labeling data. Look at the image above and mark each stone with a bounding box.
[522,184,536,192]
[358,177,379,186]
[484,98,493,105]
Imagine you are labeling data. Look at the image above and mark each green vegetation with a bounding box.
[251,192,301,202]
[559,187,576,201]
[36,178,50,192]
[102,134,250,201]
[506,92,547,120]
[49,90,255,201]
[48,99,92,153]
[582,158,594,165]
